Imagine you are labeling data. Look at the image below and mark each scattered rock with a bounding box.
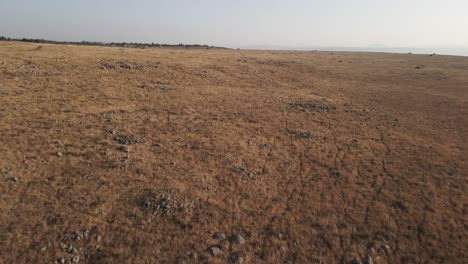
[72,256,80,263]
[232,234,245,245]
[117,61,139,70]
[364,255,374,264]
[289,101,336,113]
[208,246,222,256]
[113,135,144,145]
[278,233,283,240]
[213,232,226,241]
[380,244,391,255]
[107,129,116,134]
[117,146,129,153]
[10,177,19,182]
[56,152,63,157]
[288,130,320,140]
[71,231,82,241]
[83,229,90,239]
[100,60,143,70]
[229,252,244,263]
[56,257,65,264]
[280,245,287,253]
[97,235,102,243]
[137,191,173,215]
[66,245,75,253]
[247,172,255,180]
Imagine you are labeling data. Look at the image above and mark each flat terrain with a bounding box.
[0,41,466,263]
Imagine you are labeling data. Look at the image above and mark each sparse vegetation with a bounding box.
[0,41,466,263]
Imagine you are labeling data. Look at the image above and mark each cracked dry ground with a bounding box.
[0,42,466,263]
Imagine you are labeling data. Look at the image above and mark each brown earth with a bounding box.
[0,41,467,263]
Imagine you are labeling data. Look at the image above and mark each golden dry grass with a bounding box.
[0,41,467,263]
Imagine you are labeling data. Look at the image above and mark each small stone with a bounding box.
[97,235,102,243]
[56,258,65,264]
[278,233,283,239]
[10,177,19,182]
[40,247,47,252]
[56,152,63,157]
[232,234,245,245]
[213,232,226,241]
[280,245,287,253]
[117,146,129,153]
[209,246,222,256]
[108,129,116,134]
[72,256,80,263]
[229,253,244,263]
[67,246,75,253]
[364,255,374,264]
[83,229,90,238]
[381,244,391,255]
[72,231,82,241]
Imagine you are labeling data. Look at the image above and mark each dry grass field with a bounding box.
[0,41,467,263]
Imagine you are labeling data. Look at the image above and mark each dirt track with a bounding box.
[0,41,467,263]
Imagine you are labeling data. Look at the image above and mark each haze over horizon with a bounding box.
[1,0,467,55]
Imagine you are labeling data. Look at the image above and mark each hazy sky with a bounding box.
[1,0,467,50]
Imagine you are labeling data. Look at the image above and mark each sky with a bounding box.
[1,0,468,55]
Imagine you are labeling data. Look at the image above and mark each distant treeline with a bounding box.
[0,36,224,49]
